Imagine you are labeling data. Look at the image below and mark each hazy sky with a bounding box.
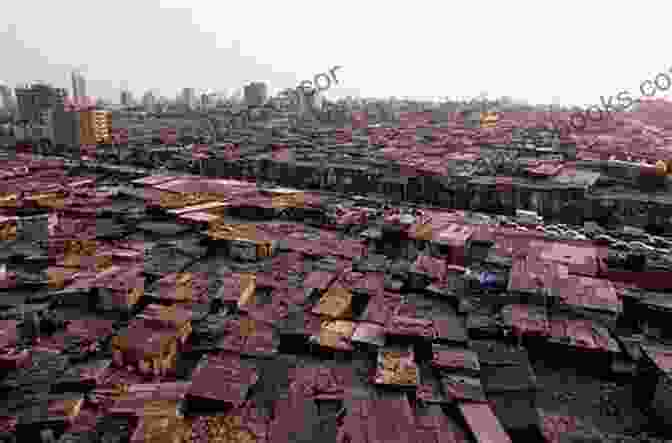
[2,0,671,107]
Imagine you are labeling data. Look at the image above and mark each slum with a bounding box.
[1,102,672,443]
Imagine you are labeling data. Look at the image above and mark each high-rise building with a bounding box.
[71,71,86,99]
[52,106,80,147]
[244,82,268,107]
[15,83,67,123]
[120,90,133,107]
[294,87,319,121]
[182,88,195,110]
[0,83,14,110]
[200,92,210,108]
[142,90,156,112]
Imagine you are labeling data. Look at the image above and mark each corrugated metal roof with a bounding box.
[508,254,566,293]
[538,242,603,277]
[459,402,512,443]
[431,346,480,372]
[548,318,620,353]
[559,275,621,313]
[434,223,475,246]
[501,304,549,337]
[526,162,563,176]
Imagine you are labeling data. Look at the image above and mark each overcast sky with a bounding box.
[2,0,671,107]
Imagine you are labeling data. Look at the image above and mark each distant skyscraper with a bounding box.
[142,90,156,111]
[200,92,210,108]
[244,82,268,107]
[0,83,13,110]
[231,88,243,104]
[295,87,319,120]
[71,71,86,99]
[182,88,195,110]
[120,90,133,107]
[15,83,67,122]
[52,106,79,147]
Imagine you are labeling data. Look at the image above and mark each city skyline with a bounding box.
[2,1,672,108]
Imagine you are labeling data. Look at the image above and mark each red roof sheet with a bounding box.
[539,413,579,443]
[135,304,192,329]
[66,319,115,339]
[413,255,449,281]
[338,270,385,297]
[538,242,604,277]
[387,315,435,339]
[218,316,277,356]
[508,255,566,293]
[289,365,349,400]
[110,381,191,416]
[559,276,621,313]
[154,272,210,303]
[501,304,550,337]
[548,318,620,353]
[167,201,230,215]
[339,395,417,443]
[604,270,672,291]
[0,321,19,349]
[362,294,400,326]
[642,344,672,373]
[491,231,545,257]
[153,178,257,196]
[414,405,470,443]
[432,347,480,372]
[188,355,257,405]
[303,270,337,291]
[458,403,512,443]
[434,224,475,246]
[525,163,563,176]
[131,175,183,186]
[176,211,221,224]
